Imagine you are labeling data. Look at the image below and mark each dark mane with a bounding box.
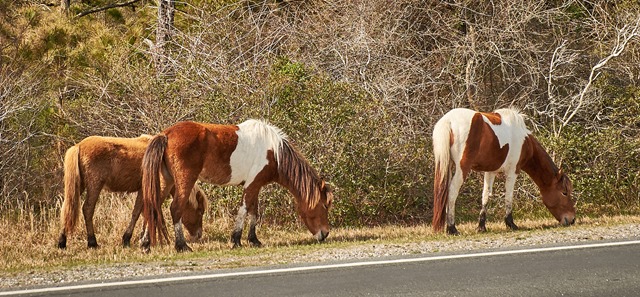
[277,139,323,209]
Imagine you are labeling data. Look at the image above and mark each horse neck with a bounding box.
[520,135,559,191]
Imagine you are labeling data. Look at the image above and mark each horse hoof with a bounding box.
[232,242,242,249]
[505,214,519,230]
[249,239,263,247]
[175,243,193,252]
[476,226,487,233]
[446,225,459,235]
[87,235,98,248]
[122,233,132,247]
[57,235,67,249]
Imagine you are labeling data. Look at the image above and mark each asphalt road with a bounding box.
[4,240,640,297]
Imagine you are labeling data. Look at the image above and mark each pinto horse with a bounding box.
[141,119,333,252]
[432,108,576,235]
[57,135,207,249]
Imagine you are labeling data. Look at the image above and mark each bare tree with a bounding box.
[154,0,176,78]
[556,17,640,136]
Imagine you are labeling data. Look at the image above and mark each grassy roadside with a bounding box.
[2,193,640,277]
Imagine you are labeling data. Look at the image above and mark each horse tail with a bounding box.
[142,134,168,246]
[61,145,82,236]
[431,116,452,232]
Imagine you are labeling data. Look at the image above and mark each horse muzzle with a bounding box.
[316,230,329,242]
[562,215,576,226]
[188,229,203,241]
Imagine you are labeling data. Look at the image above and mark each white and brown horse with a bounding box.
[432,108,576,235]
[57,135,207,249]
[141,119,333,252]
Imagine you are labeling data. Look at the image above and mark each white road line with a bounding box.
[2,239,639,296]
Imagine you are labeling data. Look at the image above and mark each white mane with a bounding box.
[494,108,530,134]
[236,119,288,162]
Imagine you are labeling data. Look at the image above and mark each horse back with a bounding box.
[77,135,150,193]
[448,108,529,174]
[162,122,239,185]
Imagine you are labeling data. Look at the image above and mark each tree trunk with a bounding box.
[60,0,70,13]
[155,0,175,78]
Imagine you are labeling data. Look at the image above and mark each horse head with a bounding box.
[299,181,333,242]
[541,169,576,226]
[181,188,208,241]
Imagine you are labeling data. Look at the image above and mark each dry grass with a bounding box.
[2,192,640,276]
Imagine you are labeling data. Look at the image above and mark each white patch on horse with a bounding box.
[234,203,247,232]
[226,119,287,187]
[441,108,476,168]
[483,108,531,173]
[174,220,186,243]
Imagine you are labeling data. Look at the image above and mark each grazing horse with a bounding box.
[57,135,207,249]
[432,108,576,235]
[141,119,333,252]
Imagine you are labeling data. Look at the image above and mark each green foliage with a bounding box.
[538,84,640,216]
[2,0,640,230]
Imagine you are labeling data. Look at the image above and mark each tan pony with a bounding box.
[57,135,207,249]
[141,119,333,252]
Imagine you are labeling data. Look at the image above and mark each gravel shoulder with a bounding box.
[2,221,640,290]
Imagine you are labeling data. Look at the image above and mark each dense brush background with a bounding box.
[1,0,639,233]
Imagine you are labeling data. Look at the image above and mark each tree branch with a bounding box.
[556,17,640,136]
[75,0,142,18]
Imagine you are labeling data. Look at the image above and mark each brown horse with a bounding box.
[57,135,207,249]
[141,119,333,252]
[432,108,576,235]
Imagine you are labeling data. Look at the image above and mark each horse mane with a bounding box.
[238,119,288,162]
[494,108,530,133]
[238,119,324,209]
[277,139,324,210]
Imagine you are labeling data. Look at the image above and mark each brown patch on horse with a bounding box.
[460,113,509,176]
[480,112,502,125]
[199,123,240,184]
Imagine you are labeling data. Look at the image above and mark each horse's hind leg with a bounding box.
[446,166,465,235]
[478,172,496,232]
[82,186,102,248]
[503,172,519,230]
[122,191,143,247]
[171,180,196,252]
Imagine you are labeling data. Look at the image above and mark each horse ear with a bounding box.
[556,169,564,181]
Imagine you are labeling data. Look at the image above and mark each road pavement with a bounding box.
[3,240,639,296]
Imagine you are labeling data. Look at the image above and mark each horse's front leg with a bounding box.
[478,172,496,232]
[504,172,519,230]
